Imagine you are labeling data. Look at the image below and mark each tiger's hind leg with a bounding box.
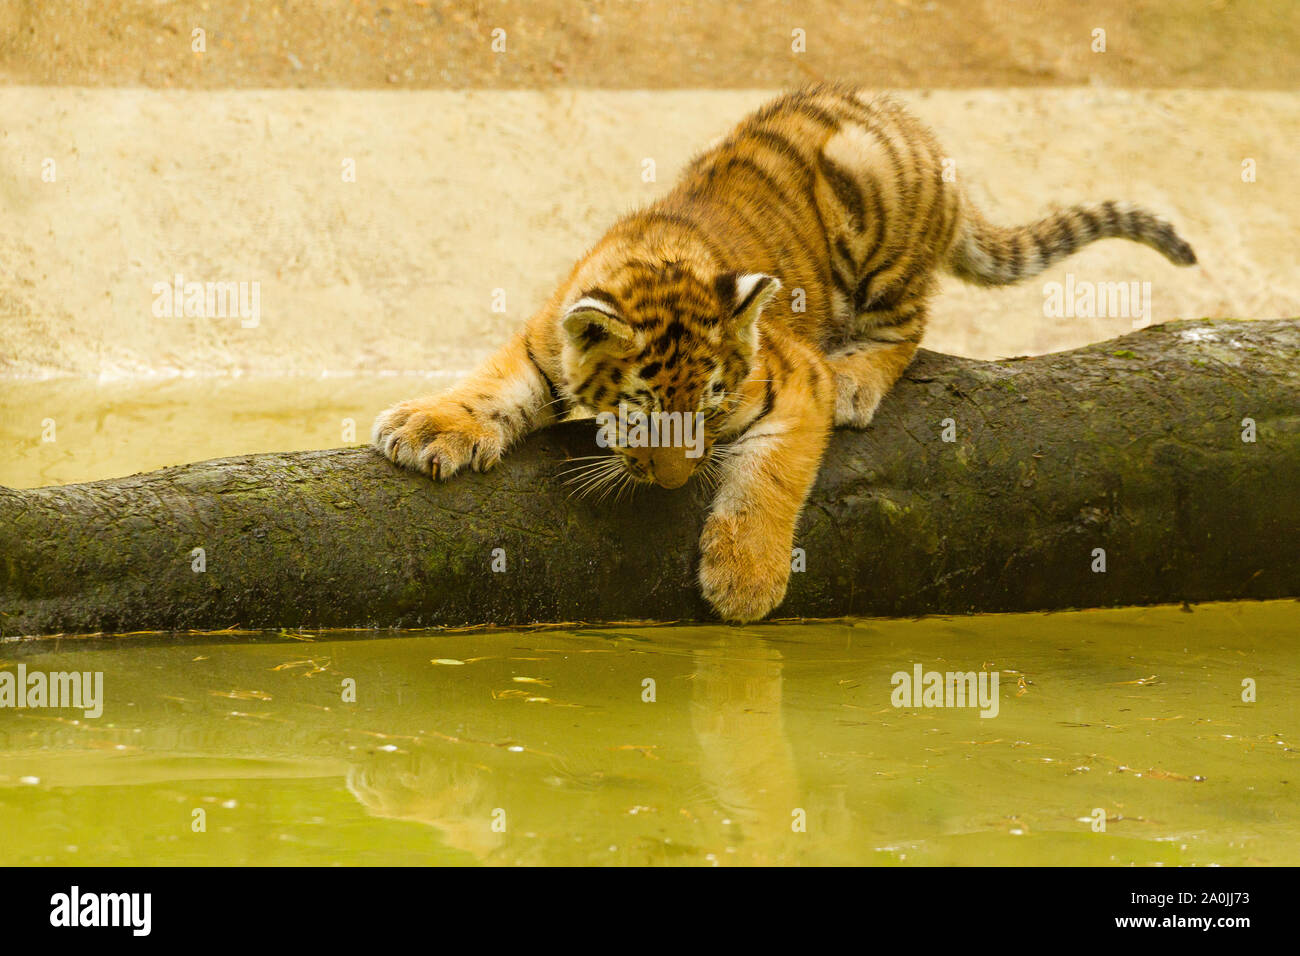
[827,337,920,428]
[828,296,928,429]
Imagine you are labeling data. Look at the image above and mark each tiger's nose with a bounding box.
[649,448,692,489]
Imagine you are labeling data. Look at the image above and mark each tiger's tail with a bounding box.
[948,197,1197,287]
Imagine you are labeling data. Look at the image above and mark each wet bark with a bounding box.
[2,318,1297,638]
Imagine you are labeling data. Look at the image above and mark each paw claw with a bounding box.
[372,397,504,480]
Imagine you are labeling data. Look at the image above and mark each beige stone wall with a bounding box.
[2,88,1295,380]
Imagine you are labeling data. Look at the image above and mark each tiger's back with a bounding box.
[651,82,1193,355]
[653,85,955,352]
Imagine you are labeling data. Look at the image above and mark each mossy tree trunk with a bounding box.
[2,319,1297,638]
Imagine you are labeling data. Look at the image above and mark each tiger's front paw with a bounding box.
[371,396,506,480]
[698,511,792,623]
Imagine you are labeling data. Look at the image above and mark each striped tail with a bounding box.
[948,198,1197,287]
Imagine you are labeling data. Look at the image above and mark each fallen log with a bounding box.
[2,318,1297,638]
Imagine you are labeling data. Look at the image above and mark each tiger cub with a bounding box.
[374,83,1196,622]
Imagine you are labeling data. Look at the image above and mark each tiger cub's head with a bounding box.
[559,261,780,490]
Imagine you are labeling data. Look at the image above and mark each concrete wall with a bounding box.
[2,87,1295,380]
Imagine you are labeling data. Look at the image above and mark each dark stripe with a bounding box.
[985,238,1006,278]
[894,135,944,293]
[934,192,961,261]
[1055,215,1077,256]
[751,92,800,124]
[1006,233,1024,279]
[739,128,837,280]
[732,277,771,318]
[853,275,872,312]
[581,288,621,310]
[708,197,783,276]
[857,175,888,271]
[831,262,854,301]
[899,160,951,291]
[805,355,826,385]
[750,92,842,133]
[718,156,790,206]
[1031,228,1052,266]
[707,145,806,234]
[742,127,809,166]
[867,297,927,332]
[753,379,776,425]
[818,153,866,232]
[572,368,605,401]
[855,264,887,309]
[1076,208,1101,242]
[886,160,948,294]
[862,272,904,312]
[1125,207,1151,239]
[792,101,844,131]
[712,272,736,312]
[714,156,831,296]
[834,236,858,275]
[525,342,562,404]
[1101,200,1121,235]
[1154,222,1179,251]
[865,102,924,240]
[820,87,881,126]
[829,96,908,274]
[727,376,778,441]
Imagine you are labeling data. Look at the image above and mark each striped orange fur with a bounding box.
[374,83,1197,622]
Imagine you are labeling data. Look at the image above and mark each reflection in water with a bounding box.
[342,632,812,865]
[688,634,803,863]
[1,602,1297,866]
[346,752,507,863]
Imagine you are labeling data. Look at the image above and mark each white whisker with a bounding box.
[565,459,625,499]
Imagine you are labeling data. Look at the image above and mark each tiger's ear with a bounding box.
[716,272,780,354]
[562,296,634,353]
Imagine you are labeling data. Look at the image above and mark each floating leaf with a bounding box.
[210,689,272,701]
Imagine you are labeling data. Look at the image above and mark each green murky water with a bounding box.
[0,377,446,490]
[2,603,1297,866]
[1,379,1297,865]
